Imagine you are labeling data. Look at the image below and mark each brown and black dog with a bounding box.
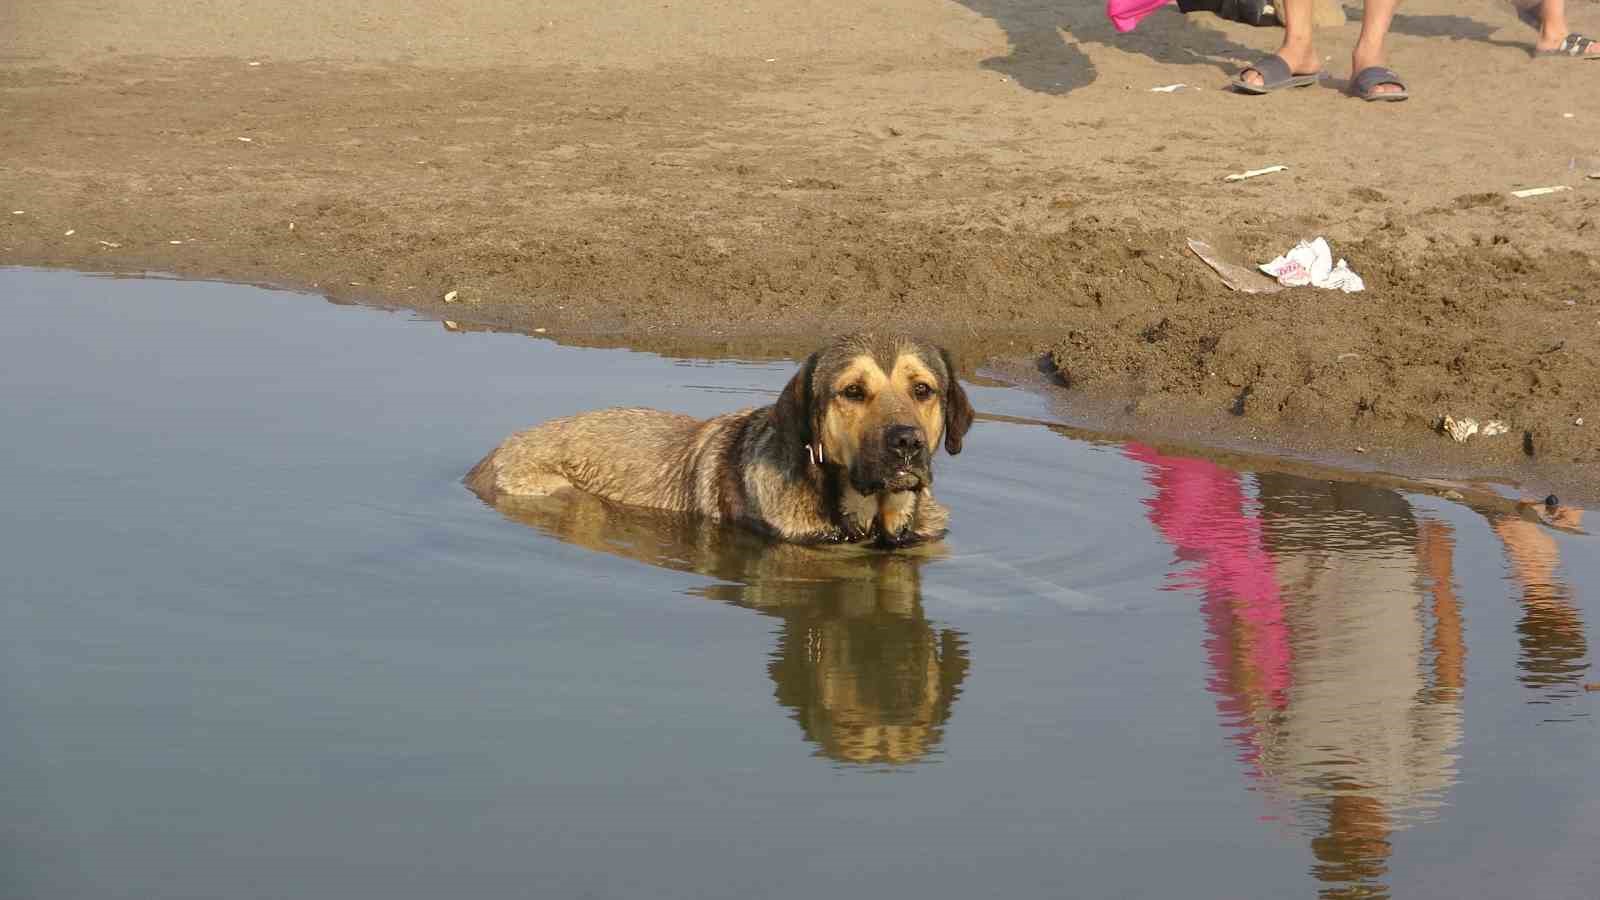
[465,332,974,546]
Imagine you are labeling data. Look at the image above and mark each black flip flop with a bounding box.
[1351,65,1409,102]
[1230,55,1319,94]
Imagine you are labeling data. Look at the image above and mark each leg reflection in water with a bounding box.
[1490,504,1590,703]
[1127,446,1466,899]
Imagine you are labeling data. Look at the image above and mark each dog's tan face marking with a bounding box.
[818,354,881,471]
[818,351,944,479]
[895,353,946,456]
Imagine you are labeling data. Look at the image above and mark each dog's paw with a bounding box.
[876,524,923,549]
[839,519,873,544]
[809,521,867,545]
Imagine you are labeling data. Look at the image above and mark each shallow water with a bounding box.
[2,268,1596,900]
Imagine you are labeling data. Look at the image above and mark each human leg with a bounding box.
[1350,0,1406,99]
[1233,0,1320,89]
[1524,0,1600,57]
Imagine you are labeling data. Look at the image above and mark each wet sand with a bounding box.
[2,0,1597,497]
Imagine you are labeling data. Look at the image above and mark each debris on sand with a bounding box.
[1258,237,1364,292]
[1186,239,1284,294]
[1441,415,1479,443]
[1223,165,1287,183]
[1149,83,1187,93]
[1439,416,1515,442]
[443,320,460,331]
[1510,185,1571,199]
[444,290,459,303]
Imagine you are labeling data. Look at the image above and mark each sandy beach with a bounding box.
[3,0,1597,495]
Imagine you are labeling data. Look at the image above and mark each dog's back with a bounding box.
[466,406,746,512]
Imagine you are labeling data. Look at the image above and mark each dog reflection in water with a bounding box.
[490,489,970,765]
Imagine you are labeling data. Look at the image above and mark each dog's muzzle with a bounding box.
[858,424,930,493]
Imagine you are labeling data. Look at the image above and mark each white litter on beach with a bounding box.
[1442,415,1479,443]
[1510,185,1571,198]
[1481,421,1510,437]
[1223,165,1287,183]
[443,290,459,303]
[1258,237,1365,292]
[1149,83,1186,93]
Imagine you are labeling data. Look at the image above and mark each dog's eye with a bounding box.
[913,383,934,401]
[840,384,866,402]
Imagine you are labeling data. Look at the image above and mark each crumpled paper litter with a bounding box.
[1258,237,1365,292]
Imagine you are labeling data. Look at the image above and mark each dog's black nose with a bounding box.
[886,424,925,458]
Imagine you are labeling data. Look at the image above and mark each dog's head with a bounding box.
[771,333,974,496]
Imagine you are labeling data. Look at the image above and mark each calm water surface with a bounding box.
[2,269,1596,899]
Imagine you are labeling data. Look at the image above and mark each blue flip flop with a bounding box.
[1230,55,1320,94]
[1351,66,1409,102]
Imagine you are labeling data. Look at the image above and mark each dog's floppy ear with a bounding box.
[771,351,821,448]
[939,348,975,456]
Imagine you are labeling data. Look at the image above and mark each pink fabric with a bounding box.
[1106,0,1175,33]
[1124,443,1293,737]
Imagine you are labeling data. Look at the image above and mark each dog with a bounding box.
[465,332,974,546]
